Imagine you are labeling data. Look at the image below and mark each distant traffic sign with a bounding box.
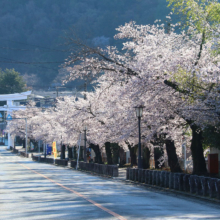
[6,114,12,120]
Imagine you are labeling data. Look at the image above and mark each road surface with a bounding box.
[0,146,220,219]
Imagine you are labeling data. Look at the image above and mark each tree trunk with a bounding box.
[111,143,120,164]
[80,147,83,161]
[105,142,113,164]
[68,146,73,159]
[143,147,150,169]
[90,144,102,164]
[73,146,77,160]
[119,148,125,166]
[61,144,65,159]
[30,139,38,151]
[165,139,182,173]
[129,145,137,166]
[23,139,25,148]
[154,147,164,169]
[190,124,207,175]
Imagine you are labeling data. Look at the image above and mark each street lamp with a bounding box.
[134,105,145,169]
[84,125,87,162]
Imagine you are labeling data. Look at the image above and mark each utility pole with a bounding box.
[25,118,27,155]
[84,81,87,162]
[44,143,46,158]
[56,87,58,97]
[76,133,82,170]
[55,86,66,98]
[84,127,87,162]
[84,82,87,100]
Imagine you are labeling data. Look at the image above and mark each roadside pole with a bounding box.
[25,118,27,155]
[76,133,82,170]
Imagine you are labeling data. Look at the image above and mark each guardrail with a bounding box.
[12,148,19,154]
[31,156,118,177]
[77,161,118,177]
[126,168,220,200]
[55,159,68,166]
[70,160,77,168]
[32,155,54,164]
[9,147,30,157]
[19,151,30,158]
[32,155,39,161]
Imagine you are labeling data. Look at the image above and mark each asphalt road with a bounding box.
[1,146,220,220]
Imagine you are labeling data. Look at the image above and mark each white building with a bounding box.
[0,91,32,149]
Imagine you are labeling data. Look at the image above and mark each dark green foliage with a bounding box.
[203,124,220,150]
[0,0,171,86]
[0,69,26,94]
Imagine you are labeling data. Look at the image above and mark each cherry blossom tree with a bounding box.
[7,13,220,174]
[63,19,219,173]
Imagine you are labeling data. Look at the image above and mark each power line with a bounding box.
[0,40,71,74]
[0,46,66,53]
[1,39,66,52]
[0,57,59,71]
[0,60,64,64]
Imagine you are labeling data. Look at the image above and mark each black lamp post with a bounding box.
[84,125,87,162]
[134,105,145,169]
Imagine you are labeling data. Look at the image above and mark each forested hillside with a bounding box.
[0,0,170,88]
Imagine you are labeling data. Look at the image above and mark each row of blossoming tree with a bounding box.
[7,0,220,175]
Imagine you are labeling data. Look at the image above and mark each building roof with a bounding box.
[0,91,32,101]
